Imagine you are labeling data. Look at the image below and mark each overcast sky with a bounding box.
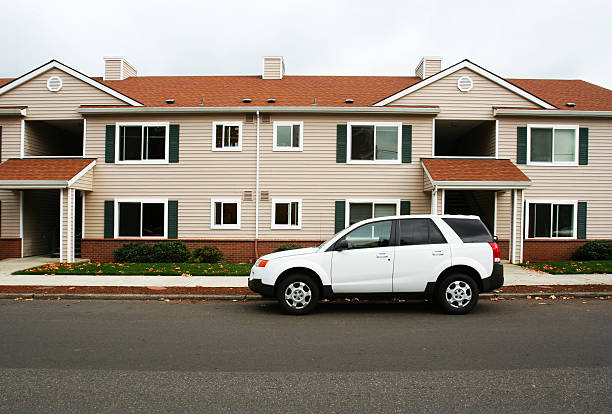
[3,0,611,89]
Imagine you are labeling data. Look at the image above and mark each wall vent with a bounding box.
[260,191,270,201]
[243,190,253,201]
[46,76,63,92]
[245,113,254,124]
[457,76,474,92]
[261,114,270,124]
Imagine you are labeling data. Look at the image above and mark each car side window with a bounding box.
[342,220,393,250]
[399,219,447,246]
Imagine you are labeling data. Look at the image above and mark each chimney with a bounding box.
[415,56,442,80]
[262,56,285,79]
[103,57,137,81]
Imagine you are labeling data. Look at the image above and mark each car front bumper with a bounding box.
[481,263,504,292]
[248,278,275,298]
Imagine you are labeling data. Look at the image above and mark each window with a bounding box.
[272,199,301,229]
[346,199,399,227]
[347,122,401,163]
[399,219,446,245]
[115,199,167,238]
[340,220,393,250]
[273,121,303,151]
[116,123,168,163]
[213,122,242,151]
[211,198,241,229]
[528,125,578,165]
[526,201,576,239]
[442,218,493,243]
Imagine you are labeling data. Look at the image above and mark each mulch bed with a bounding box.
[497,285,611,294]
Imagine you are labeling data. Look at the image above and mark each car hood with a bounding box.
[260,247,320,261]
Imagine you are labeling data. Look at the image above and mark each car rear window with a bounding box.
[442,218,493,243]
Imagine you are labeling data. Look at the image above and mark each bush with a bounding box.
[571,241,612,261]
[274,242,303,253]
[113,241,190,263]
[190,246,225,263]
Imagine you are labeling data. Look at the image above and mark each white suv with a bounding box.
[249,215,503,315]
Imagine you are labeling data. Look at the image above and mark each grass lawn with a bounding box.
[519,260,612,274]
[13,262,252,276]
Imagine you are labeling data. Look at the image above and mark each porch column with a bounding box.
[59,188,76,263]
[431,188,438,214]
[511,189,517,264]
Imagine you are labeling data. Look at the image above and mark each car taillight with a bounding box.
[489,242,501,263]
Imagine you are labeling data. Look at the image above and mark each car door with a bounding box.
[393,218,451,292]
[330,219,394,293]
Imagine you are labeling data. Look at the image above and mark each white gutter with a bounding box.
[77,106,441,115]
[431,181,532,190]
[494,108,612,118]
[255,111,260,243]
[0,180,69,189]
[0,108,26,116]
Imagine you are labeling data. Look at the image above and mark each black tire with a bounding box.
[435,273,479,315]
[276,274,320,315]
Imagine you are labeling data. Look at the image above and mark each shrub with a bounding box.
[571,241,612,261]
[113,241,190,263]
[190,246,225,263]
[274,242,303,253]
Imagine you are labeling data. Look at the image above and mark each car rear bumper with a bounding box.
[248,278,275,297]
[481,263,504,292]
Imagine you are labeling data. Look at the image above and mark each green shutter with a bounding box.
[0,125,3,162]
[168,200,178,239]
[334,201,346,233]
[169,124,180,163]
[400,201,411,215]
[105,125,115,163]
[517,126,527,164]
[104,200,114,239]
[402,125,412,163]
[336,124,347,163]
[579,128,588,165]
[577,202,587,239]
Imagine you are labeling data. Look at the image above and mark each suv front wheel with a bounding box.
[435,273,479,314]
[276,274,320,315]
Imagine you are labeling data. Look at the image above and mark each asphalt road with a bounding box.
[0,298,610,413]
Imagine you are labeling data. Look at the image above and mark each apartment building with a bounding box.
[0,56,610,263]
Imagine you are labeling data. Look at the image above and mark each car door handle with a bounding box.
[376,253,389,258]
[432,250,444,256]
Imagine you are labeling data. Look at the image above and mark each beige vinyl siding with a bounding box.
[487,121,497,156]
[22,190,58,256]
[70,167,94,191]
[0,118,22,161]
[424,60,441,78]
[498,117,612,239]
[23,121,58,156]
[389,68,540,119]
[0,68,128,119]
[0,190,20,238]
[104,60,122,81]
[495,190,512,240]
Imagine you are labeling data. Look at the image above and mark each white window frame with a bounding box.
[212,121,243,151]
[347,122,402,164]
[273,121,304,151]
[345,198,400,228]
[115,122,170,164]
[271,198,302,229]
[524,199,578,240]
[210,198,241,229]
[114,198,168,239]
[527,124,579,166]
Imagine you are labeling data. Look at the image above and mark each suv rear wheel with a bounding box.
[276,274,320,315]
[435,273,479,314]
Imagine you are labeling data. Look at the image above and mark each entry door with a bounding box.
[331,220,394,293]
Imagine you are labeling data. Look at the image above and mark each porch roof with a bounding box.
[421,158,532,190]
[0,158,96,189]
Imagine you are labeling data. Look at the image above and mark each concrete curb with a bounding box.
[0,292,610,301]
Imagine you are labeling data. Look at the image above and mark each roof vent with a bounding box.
[457,76,474,92]
[165,99,175,104]
[312,97,318,105]
[46,76,63,92]
[200,98,205,105]
[267,98,276,104]
[566,102,576,107]
[103,57,137,81]
[345,98,354,104]
[262,56,285,79]
[242,98,252,103]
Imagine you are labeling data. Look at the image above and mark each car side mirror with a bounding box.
[335,239,349,251]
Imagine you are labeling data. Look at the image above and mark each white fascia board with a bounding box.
[0,108,27,116]
[494,108,612,118]
[77,106,440,115]
[0,60,143,106]
[434,181,532,190]
[374,60,556,109]
[0,180,69,189]
[67,159,96,187]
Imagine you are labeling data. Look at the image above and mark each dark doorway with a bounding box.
[444,190,495,235]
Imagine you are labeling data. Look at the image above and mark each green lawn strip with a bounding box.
[13,262,252,276]
[518,260,612,274]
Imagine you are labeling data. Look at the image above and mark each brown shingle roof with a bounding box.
[0,158,95,181]
[422,158,531,182]
[508,79,612,111]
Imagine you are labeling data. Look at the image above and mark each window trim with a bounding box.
[526,124,579,166]
[113,197,168,239]
[345,198,400,228]
[524,199,578,240]
[212,121,243,152]
[210,198,241,229]
[115,122,170,164]
[271,198,302,229]
[346,122,402,164]
[273,121,304,151]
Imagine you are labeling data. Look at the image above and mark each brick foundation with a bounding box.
[0,238,22,259]
[523,239,612,262]
[81,239,324,263]
[497,239,509,260]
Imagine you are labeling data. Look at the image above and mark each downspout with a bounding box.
[254,110,260,260]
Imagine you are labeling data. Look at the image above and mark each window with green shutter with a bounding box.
[103,200,114,238]
[577,202,587,239]
[334,201,346,232]
[579,128,588,165]
[336,124,347,163]
[517,126,527,164]
[169,124,180,163]
[168,200,178,238]
[402,125,412,163]
[105,125,115,163]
